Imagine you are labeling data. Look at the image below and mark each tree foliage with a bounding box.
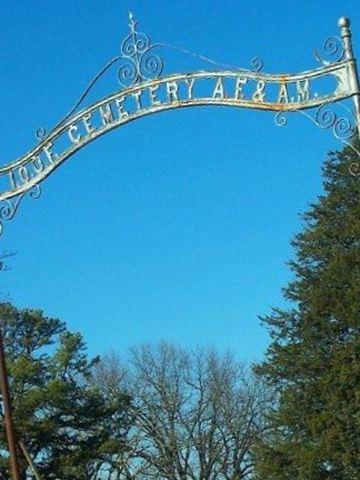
[254,141,360,479]
[0,303,131,480]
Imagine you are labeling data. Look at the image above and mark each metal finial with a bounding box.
[128,11,137,31]
[338,17,350,29]
[338,16,354,61]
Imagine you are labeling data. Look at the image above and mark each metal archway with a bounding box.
[0,13,359,480]
[0,14,359,236]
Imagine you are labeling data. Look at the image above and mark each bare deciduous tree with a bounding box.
[95,343,268,480]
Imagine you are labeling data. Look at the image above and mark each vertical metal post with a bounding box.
[19,440,42,480]
[339,17,360,138]
[0,329,21,480]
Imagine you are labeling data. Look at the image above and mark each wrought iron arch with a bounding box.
[0,13,359,236]
[1,13,360,480]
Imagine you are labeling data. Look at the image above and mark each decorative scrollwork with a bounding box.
[349,162,360,176]
[273,102,359,176]
[315,105,355,140]
[28,184,41,200]
[251,56,264,72]
[117,12,163,87]
[276,104,355,140]
[0,184,41,236]
[315,104,337,129]
[314,35,344,65]
[35,127,47,141]
[274,111,288,127]
[333,116,353,140]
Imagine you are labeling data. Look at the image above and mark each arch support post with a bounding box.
[339,17,360,138]
[0,328,21,480]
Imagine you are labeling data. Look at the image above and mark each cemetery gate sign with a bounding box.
[0,15,359,237]
[0,13,359,480]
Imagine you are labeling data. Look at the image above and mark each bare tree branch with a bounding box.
[94,343,269,479]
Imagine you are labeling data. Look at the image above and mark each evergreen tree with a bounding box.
[0,303,131,479]
[254,140,360,480]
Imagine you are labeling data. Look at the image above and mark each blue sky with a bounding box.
[0,0,359,361]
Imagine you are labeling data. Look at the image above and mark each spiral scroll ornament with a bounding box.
[117,12,164,87]
[274,103,359,176]
[250,57,264,72]
[349,162,360,176]
[274,111,289,127]
[0,184,41,236]
[35,127,47,141]
[315,105,355,140]
[274,104,355,139]
[314,35,345,65]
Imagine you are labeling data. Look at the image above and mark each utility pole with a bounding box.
[0,328,21,480]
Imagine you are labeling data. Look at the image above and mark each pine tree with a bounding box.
[254,140,360,480]
[0,303,131,479]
